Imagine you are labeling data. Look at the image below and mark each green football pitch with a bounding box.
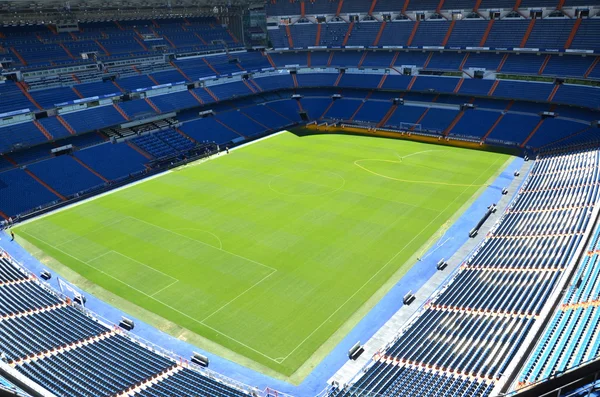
[15,131,510,381]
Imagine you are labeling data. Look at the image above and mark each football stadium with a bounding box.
[0,0,599,396]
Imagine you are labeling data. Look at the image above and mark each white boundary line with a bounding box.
[171,228,223,250]
[201,269,277,323]
[396,149,448,161]
[86,250,113,264]
[278,156,503,363]
[18,229,281,363]
[109,250,178,282]
[151,279,179,297]
[56,218,126,248]
[127,215,277,272]
[15,130,291,227]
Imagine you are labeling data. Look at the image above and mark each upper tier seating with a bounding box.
[38,117,73,140]
[76,81,123,98]
[268,17,600,51]
[118,99,158,119]
[149,91,201,113]
[266,0,571,15]
[0,18,239,69]
[28,87,80,109]
[0,81,35,114]
[61,106,127,133]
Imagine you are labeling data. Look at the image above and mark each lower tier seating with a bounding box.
[519,216,600,385]
[0,253,256,397]
[331,149,600,397]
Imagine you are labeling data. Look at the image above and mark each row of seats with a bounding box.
[1,17,240,69]
[266,0,588,16]
[270,19,600,51]
[0,305,107,360]
[298,72,599,110]
[304,91,593,147]
[0,280,62,316]
[0,257,28,283]
[3,77,595,165]
[269,51,600,80]
[3,48,598,119]
[329,362,493,397]
[132,129,195,158]
[0,253,255,397]
[3,51,272,113]
[519,212,600,385]
[0,97,300,217]
[332,148,600,397]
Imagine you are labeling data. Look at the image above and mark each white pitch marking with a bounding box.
[56,218,126,248]
[86,250,113,264]
[171,228,223,250]
[110,250,178,282]
[126,216,277,272]
[396,149,448,161]
[278,156,502,363]
[151,279,179,297]
[420,236,453,261]
[201,269,277,323]
[17,230,282,363]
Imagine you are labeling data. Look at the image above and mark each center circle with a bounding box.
[269,170,345,196]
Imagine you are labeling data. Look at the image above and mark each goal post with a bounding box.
[57,278,86,307]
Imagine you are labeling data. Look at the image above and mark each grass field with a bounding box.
[15,131,510,380]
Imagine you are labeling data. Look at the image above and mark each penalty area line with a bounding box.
[200,269,277,323]
[126,215,277,272]
[151,279,179,297]
[18,230,282,364]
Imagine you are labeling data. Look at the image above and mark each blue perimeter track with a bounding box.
[0,155,525,396]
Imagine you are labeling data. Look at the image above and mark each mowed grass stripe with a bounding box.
[16,132,509,377]
[17,227,281,364]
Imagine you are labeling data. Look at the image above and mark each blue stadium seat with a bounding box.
[27,155,105,196]
[61,106,126,133]
[0,169,61,216]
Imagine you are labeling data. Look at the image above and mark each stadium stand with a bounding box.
[74,143,149,181]
[132,129,195,158]
[519,211,600,387]
[329,149,600,397]
[0,251,254,397]
[2,2,600,396]
[25,155,105,196]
